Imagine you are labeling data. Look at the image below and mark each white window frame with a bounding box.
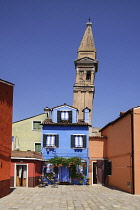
[61,111,69,120]
[73,134,85,148]
[45,133,57,148]
[32,121,42,131]
[14,163,28,187]
[34,142,41,152]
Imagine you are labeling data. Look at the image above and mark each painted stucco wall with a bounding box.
[12,113,47,151]
[42,125,89,160]
[10,159,42,187]
[101,114,132,193]
[133,107,140,194]
[52,106,77,123]
[89,137,107,185]
[0,80,14,198]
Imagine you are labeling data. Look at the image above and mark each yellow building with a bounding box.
[12,108,50,152]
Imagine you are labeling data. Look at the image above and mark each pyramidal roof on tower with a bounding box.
[77,21,96,59]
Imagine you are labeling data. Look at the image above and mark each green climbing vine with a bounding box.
[48,157,84,179]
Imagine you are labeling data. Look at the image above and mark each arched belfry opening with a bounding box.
[73,21,98,125]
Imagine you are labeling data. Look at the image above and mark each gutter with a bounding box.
[11,157,43,161]
[131,111,135,194]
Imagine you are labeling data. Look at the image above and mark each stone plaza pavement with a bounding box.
[0,185,140,210]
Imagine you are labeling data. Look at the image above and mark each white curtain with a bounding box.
[61,112,65,120]
[18,166,22,178]
[46,136,51,146]
[46,135,55,146]
[23,166,27,178]
[79,136,83,147]
[61,111,69,120]
[75,136,83,147]
[51,135,55,146]
[75,136,79,147]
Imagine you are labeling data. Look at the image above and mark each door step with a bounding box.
[59,182,71,185]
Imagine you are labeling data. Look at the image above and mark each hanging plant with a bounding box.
[49,157,82,167]
[48,157,82,179]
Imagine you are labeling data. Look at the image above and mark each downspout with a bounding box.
[131,111,135,194]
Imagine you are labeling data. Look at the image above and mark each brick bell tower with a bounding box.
[73,21,98,125]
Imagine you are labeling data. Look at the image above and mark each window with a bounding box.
[77,162,87,176]
[57,111,72,123]
[33,121,41,130]
[77,164,83,173]
[43,134,59,148]
[86,71,91,80]
[35,143,41,152]
[75,136,83,147]
[105,160,112,176]
[71,135,86,148]
[44,163,53,174]
[61,111,69,120]
[79,71,84,76]
[107,161,112,175]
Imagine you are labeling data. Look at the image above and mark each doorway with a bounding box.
[92,160,105,185]
[59,166,70,182]
[93,162,97,184]
[15,164,28,187]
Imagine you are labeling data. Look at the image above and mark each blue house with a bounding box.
[41,103,90,184]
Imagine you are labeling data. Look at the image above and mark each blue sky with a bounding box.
[1,0,140,128]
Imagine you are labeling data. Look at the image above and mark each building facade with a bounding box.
[12,111,49,152]
[100,106,140,195]
[73,21,98,125]
[41,104,89,183]
[10,151,42,187]
[89,136,107,185]
[0,79,14,198]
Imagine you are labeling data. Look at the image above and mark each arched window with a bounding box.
[86,71,91,80]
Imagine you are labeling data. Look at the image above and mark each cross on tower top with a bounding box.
[88,17,91,22]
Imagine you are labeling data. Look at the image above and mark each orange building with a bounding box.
[98,106,140,195]
[89,136,107,185]
[0,79,14,198]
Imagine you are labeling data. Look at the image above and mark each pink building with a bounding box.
[10,151,42,187]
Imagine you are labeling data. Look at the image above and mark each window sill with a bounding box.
[45,146,57,148]
[73,147,85,149]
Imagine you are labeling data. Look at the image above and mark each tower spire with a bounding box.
[73,22,98,125]
[78,21,96,59]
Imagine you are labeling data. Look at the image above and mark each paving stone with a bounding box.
[1,185,140,209]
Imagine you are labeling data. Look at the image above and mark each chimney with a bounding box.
[44,107,51,119]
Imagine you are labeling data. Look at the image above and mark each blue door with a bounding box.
[59,166,70,182]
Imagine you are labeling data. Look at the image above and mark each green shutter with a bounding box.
[43,135,47,147]
[83,135,86,148]
[57,111,61,123]
[71,135,75,148]
[35,143,41,152]
[68,111,72,123]
[55,135,59,148]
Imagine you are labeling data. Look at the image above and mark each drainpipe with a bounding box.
[131,111,135,194]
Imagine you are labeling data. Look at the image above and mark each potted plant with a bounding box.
[86,177,90,185]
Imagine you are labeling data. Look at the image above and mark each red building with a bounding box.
[10,151,42,187]
[0,79,14,198]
